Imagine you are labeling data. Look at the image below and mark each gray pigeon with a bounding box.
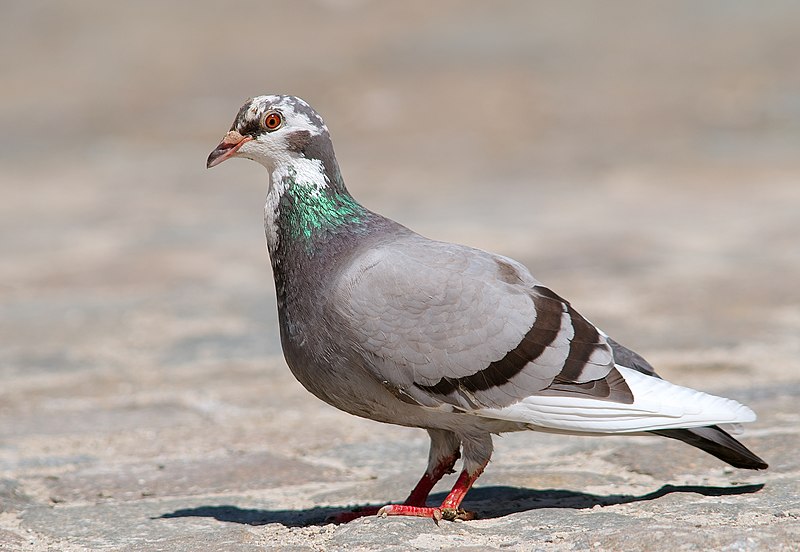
[207,95,767,522]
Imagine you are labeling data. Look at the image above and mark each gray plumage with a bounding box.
[207,95,766,521]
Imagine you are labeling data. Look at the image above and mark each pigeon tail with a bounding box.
[651,425,767,470]
[479,365,757,433]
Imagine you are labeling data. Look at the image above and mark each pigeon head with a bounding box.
[207,95,338,178]
[208,95,364,254]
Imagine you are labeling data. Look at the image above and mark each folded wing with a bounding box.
[330,236,632,412]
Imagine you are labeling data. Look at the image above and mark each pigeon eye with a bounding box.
[263,112,283,131]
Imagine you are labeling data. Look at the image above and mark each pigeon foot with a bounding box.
[377,504,444,522]
[376,504,476,523]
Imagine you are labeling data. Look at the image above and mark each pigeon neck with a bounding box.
[264,158,369,256]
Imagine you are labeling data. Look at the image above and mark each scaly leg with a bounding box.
[376,462,487,522]
[376,431,493,522]
[330,429,460,523]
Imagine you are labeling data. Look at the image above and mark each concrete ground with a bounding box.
[1,2,799,550]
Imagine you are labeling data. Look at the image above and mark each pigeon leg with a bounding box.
[329,429,460,523]
[377,461,487,522]
[404,429,461,507]
[327,453,459,523]
[402,450,460,506]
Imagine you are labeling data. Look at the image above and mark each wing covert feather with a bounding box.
[329,236,628,410]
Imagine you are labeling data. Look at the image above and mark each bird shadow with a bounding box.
[156,483,764,527]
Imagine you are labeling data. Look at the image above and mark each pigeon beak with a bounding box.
[206,131,254,168]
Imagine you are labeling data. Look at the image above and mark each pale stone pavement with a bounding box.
[1,2,799,550]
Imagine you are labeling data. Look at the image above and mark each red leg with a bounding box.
[403,451,459,507]
[378,462,487,522]
[440,467,483,511]
[328,452,459,523]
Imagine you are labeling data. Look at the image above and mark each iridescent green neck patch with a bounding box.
[276,168,368,248]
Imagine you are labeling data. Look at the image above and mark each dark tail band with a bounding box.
[651,425,768,470]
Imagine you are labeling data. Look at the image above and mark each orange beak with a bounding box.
[206,131,253,168]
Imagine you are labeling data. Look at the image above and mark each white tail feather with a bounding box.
[476,365,757,434]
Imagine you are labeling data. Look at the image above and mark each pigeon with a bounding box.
[207,95,767,522]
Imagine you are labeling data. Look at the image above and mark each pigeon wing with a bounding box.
[328,236,631,411]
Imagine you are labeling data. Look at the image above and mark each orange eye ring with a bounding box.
[263,111,283,131]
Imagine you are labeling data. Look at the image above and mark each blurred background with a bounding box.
[1,1,798,550]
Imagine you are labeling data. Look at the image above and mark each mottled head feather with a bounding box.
[214,95,361,254]
[231,95,328,139]
[226,95,340,183]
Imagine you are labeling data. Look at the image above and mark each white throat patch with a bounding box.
[263,157,330,254]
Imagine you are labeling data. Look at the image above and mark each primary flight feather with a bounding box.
[207,95,766,522]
